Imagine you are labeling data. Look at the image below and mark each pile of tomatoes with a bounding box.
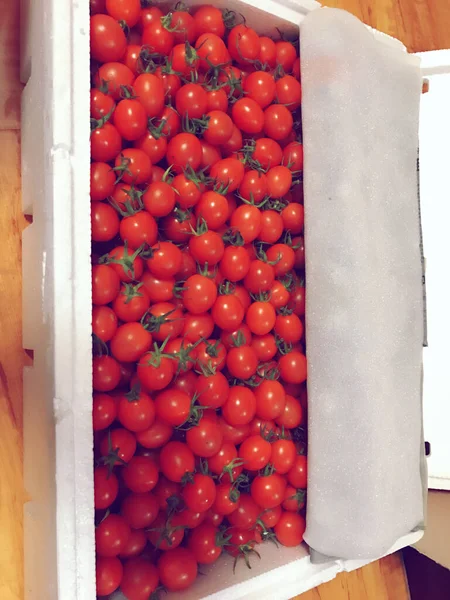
[90,1,307,598]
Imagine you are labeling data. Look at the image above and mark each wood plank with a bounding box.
[0,0,22,128]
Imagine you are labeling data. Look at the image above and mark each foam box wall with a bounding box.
[19,0,447,597]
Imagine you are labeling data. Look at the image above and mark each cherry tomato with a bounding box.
[266,165,292,198]
[96,557,123,597]
[210,158,245,193]
[176,83,208,119]
[230,204,262,243]
[155,388,191,427]
[136,418,173,449]
[228,24,260,65]
[91,122,122,162]
[142,20,175,55]
[264,104,294,140]
[137,349,176,392]
[195,33,229,71]
[274,511,306,546]
[134,73,165,118]
[117,388,155,432]
[211,294,244,331]
[232,98,264,134]
[186,413,224,457]
[167,133,203,173]
[287,454,307,489]
[203,110,233,146]
[94,466,119,509]
[193,6,225,37]
[121,492,159,529]
[275,312,304,343]
[120,557,159,600]
[100,427,137,464]
[227,493,261,530]
[182,473,217,512]
[246,301,276,336]
[95,62,135,99]
[222,386,256,426]
[254,379,286,420]
[238,434,272,471]
[93,355,121,392]
[251,472,286,509]
[96,513,131,557]
[157,547,198,592]
[213,482,240,516]
[226,345,258,380]
[275,41,297,72]
[244,71,276,108]
[160,441,195,482]
[275,394,304,429]
[90,14,127,63]
[282,486,306,512]
[110,322,152,363]
[113,98,148,141]
[259,36,277,68]
[146,241,182,279]
[134,129,168,164]
[123,455,159,494]
[93,392,117,432]
[90,161,116,202]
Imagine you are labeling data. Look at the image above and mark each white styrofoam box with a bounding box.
[417,50,450,491]
[18,0,441,598]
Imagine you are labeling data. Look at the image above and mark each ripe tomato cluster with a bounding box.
[90,1,307,598]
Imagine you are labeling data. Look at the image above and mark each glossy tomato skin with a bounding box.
[160,441,195,482]
[186,413,224,457]
[279,351,307,384]
[91,122,122,162]
[182,274,218,314]
[121,492,159,529]
[255,380,286,421]
[90,14,127,63]
[90,161,116,201]
[230,205,262,243]
[238,435,272,471]
[93,355,121,392]
[193,5,225,37]
[232,98,264,134]
[275,394,304,429]
[135,418,173,449]
[100,427,137,464]
[251,472,287,509]
[96,556,123,597]
[227,493,261,530]
[274,511,306,547]
[157,547,198,592]
[287,454,307,489]
[120,557,160,600]
[212,295,245,331]
[222,386,256,426]
[94,466,119,509]
[123,455,159,494]
[96,513,131,557]
[92,305,118,342]
[182,473,217,512]
[93,393,117,431]
[110,323,152,363]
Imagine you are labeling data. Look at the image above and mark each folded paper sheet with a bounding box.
[301,8,426,560]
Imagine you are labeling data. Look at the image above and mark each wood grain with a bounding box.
[0,0,448,599]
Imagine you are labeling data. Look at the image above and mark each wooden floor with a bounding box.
[0,0,447,598]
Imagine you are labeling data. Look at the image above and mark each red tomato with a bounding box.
[119,210,158,249]
[226,345,258,380]
[227,493,261,530]
[160,441,195,482]
[121,492,159,529]
[232,98,264,134]
[182,473,217,512]
[259,36,277,68]
[219,246,251,282]
[275,312,304,343]
[266,165,292,198]
[121,43,142,75]
[112,282,150,323]
[282,202,304,234]
[283,141,304,171]
[259,505,282,528]
[96,557,123,597]
[246,301,276,335]
[228,24,260,65]
[195,191,229,230]
[220,324,252,350]
[203,110,233,146]
[251,334,277,362]
[251,472,286,508]
[276,75,302,111]
[219,418,250,445]
[194,370,229,409]
[95,62,135,100]
[267,243,296,277]
[222,386,256,426]
[182,274,218,314]
[271,439,297,474]
[120,557,159,600]
[186,413,224,457]
[167,133,203,173]
[213,482,240,516]
[243,260,275,294]
[142,20,175,55]
[123,455,159,494]
[137,348,176,392]
[278,350,307,383]
[288,284,306,317]
[275,394,304,429]
[282,486,306,512]
[96,514,131,557]
[211,295,244,331]
[94,466,119,509]
[230,204,262,243]
[210,158,245,193]
[142,182,176,218]
[147,512,184,550]
[157,548,198,592]
[117,388,155,432]
[92,264,121,306]
[244,71,276,108]
[93,355,121,392]
[91,122,122,162]
[193,6,226,37]
[136,418,173,449]
[255,380,286,420]
[188,522,223,564]
[90,162,116,202]
[93,393,117,431]
[90,14,127,63]
[221,124,243,157]
[264,104,294,140]
[154,388,191,427]
[153,477,180,511]
[119,529,148,560]
[114,148,152,185]
[270,280,290,309]
[206,88,228,112]
[287,454,307,489]
[92,305,118,342]
[274,511,306,546]
[134,73,165,118]
[110,323,152,363]
[172,508,206,530]
[100,427,137,464]
[275,41,297,72]
[201,140,222,172]
[106,0,141,27]
[90,87,115,120]
[113,98,148,141]
[91,202,119,243]
[196,338,227,371]
[238,434,272,471]
[134,130,168,164]
[195,33,229,71]
[176,83,208,119]
[183,312,215,344]
[139,5,163,31]
[208,440,239,480]
[146,241,182,279]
